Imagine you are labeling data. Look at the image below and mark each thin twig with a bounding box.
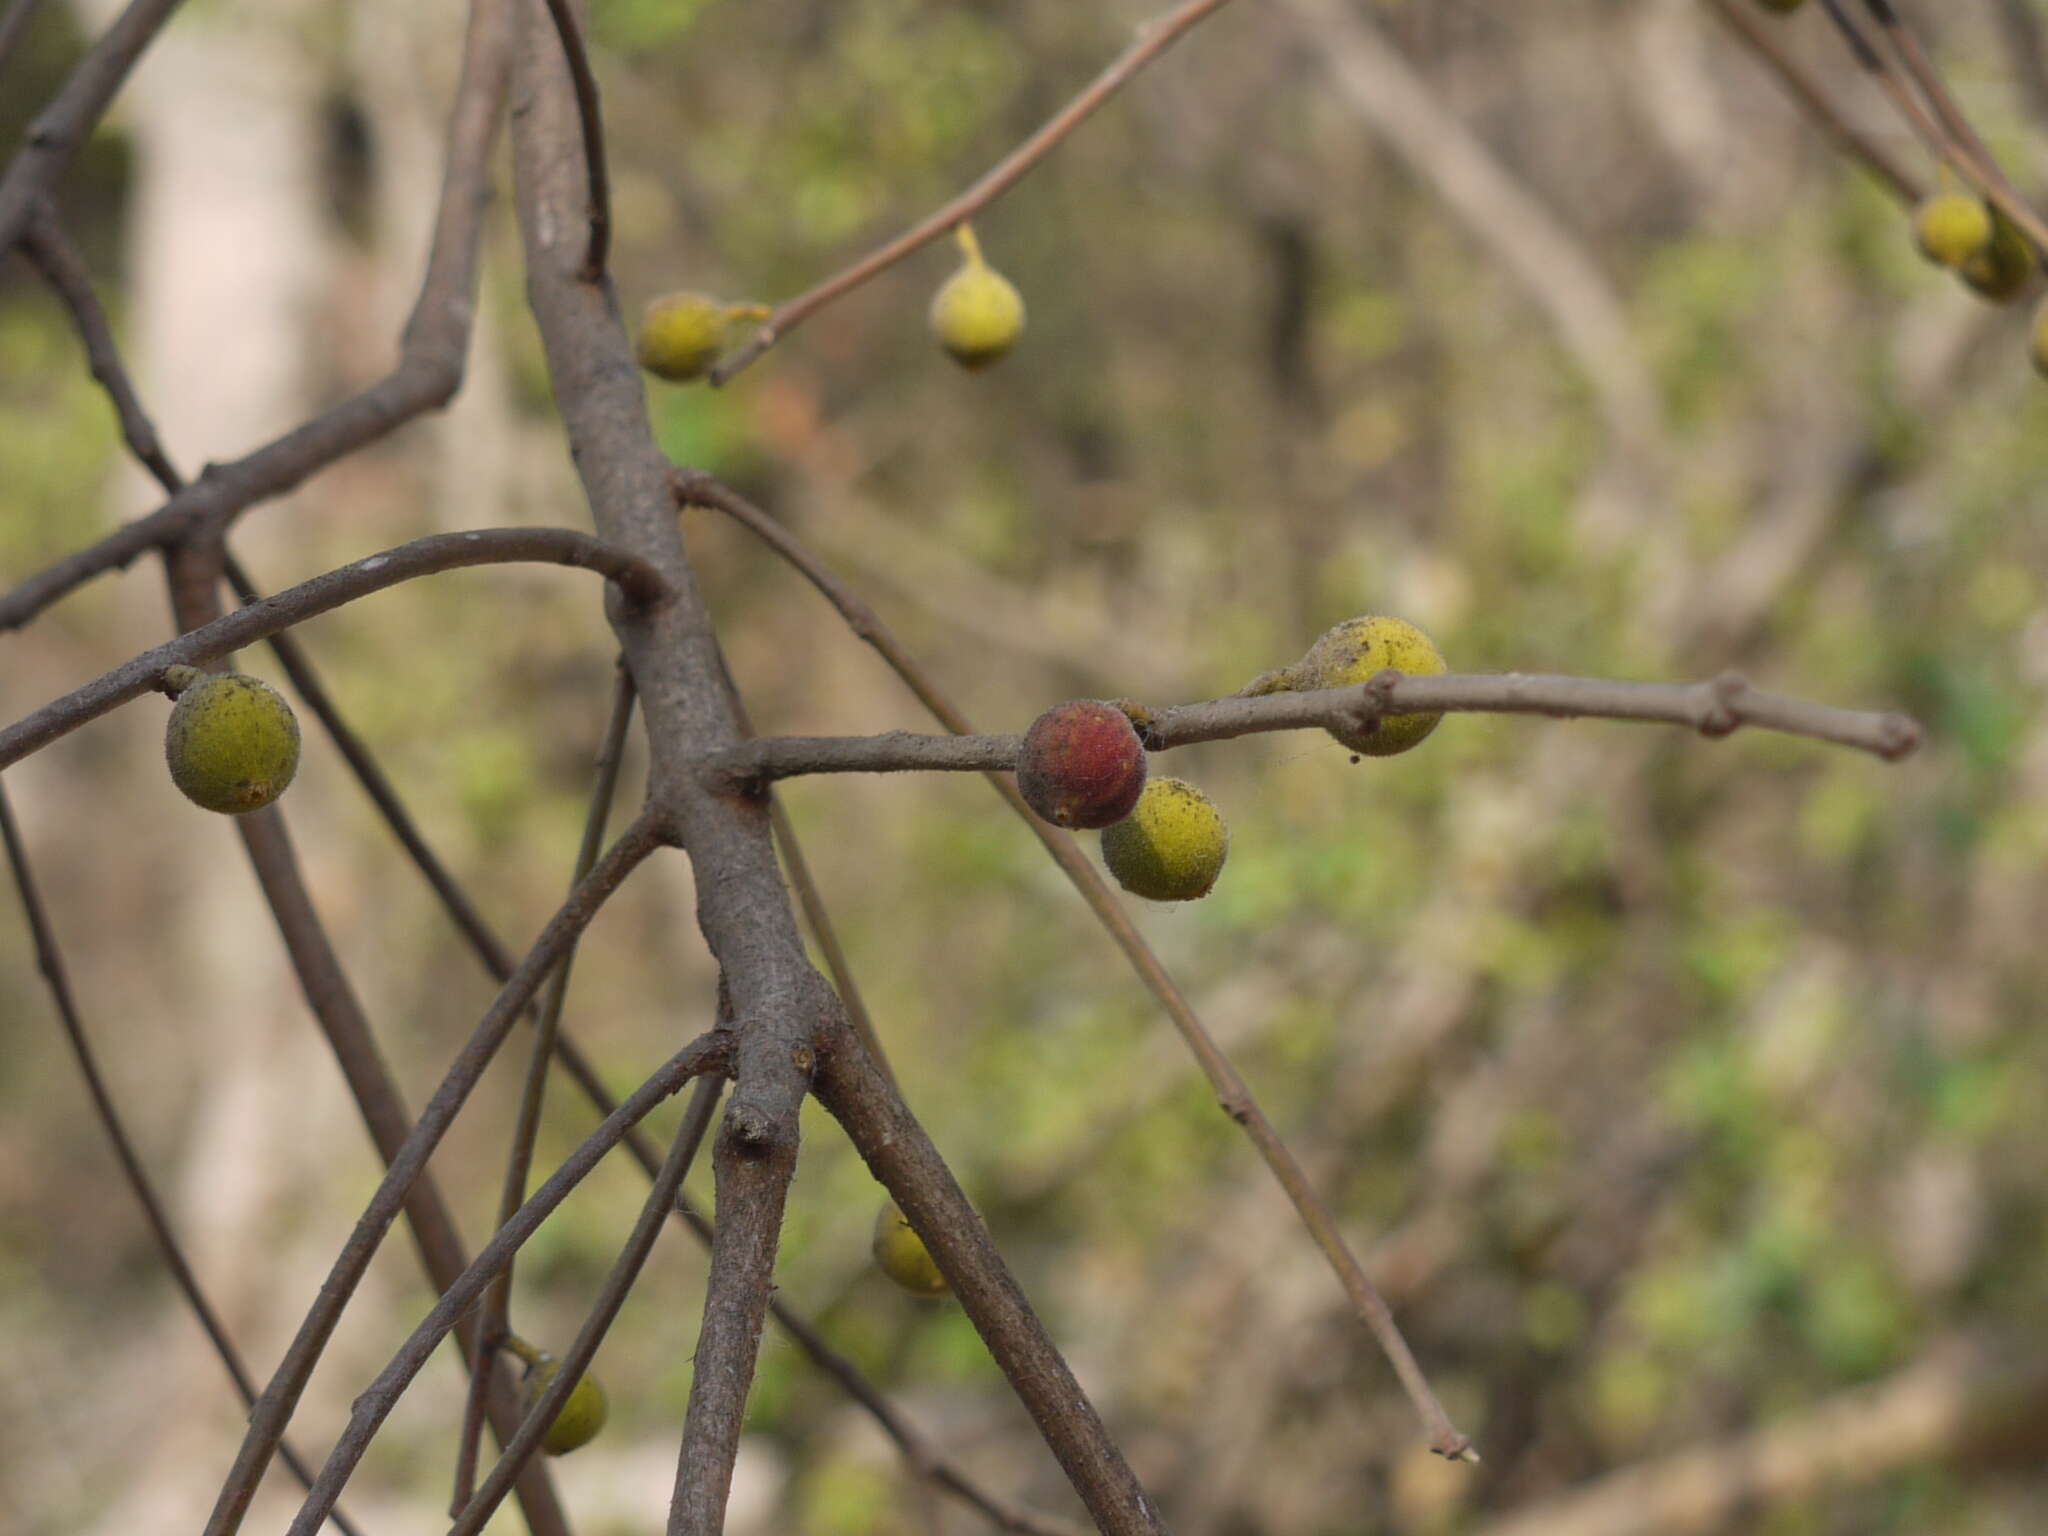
[448,1075,724,1536]
[0,781,368,1536]
[539,0,610,280]
[709,0,1241,384]
[0,0,185,256]
[0,527,666,770]
[202,814,665,1536]
[18,202,185,493]
[1993,0,2048,134]
[453,661,637,1512]
[283,1033,731,1536]
[1701,0,1921,202]
[681,472,1476,1459]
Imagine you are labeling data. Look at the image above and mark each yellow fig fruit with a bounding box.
[163,670,301,814]
[1101,777,1229,903]
[635,292,766,383]
[1912,193,1994,270]
[520,1356,609,1456]
[929,225,1024,370]
[872,1199,947,1296]
[1293,616,1449,757]
[1958,209,2036,304]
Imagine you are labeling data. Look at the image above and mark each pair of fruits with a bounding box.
[1014,617,1448,905]
[1016,699,1230,902]
[1913,190,2036,302]
[636,223,1025,385]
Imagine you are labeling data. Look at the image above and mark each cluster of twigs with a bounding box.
[0,1,1987,1533]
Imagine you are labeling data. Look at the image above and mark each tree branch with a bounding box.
[0,527,666,770]
[0,780,367,1536]
[202,812,664,1536]
[708,0,1242,384]
[704,670,1920,788]
[539,0,609,280]
[282,1033,731,1536]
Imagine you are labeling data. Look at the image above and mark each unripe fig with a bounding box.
[873,1199,947,1296]
[635,292,767,383]
[1101,777,1229,903]
[1912,193,1994,269]
[1016,700,1148,830]
[163,670,301,814]
[520,1356,609,1456]
[1294,615,1449,756]
[1958,209,2035,304]
[930,224,1024,370]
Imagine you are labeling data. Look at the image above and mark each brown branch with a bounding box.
[0,0,512,629]
[812,1013,1170,1534]
[0,527,665,770]
[0,0,185,257]
[708,0,1241,384]
[681,472,1473,1461]
[453,660,637,1512]
[18,202,185,493]
[202,812,664,1536]
[1702,0,1922,203]
[539,0,610,280]
[1994,0,2048,134]
[282,1033,731,1536]
[705,670,1920,787]
[452,1075,724,1536]
[0,780,368,1536]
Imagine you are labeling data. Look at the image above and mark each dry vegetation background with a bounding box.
[5,1,2048,1532]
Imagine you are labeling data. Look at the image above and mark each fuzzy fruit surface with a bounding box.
[1294,615,1448,756]
[1913,194,1994,269]
[636,292,728,382]
[164,672,302,814]
[1016,700,1148,829]
[930,261,1025,370]
[1101,777,1229,903]
[1959,211,2036,303]
[873,1200,948,1296]
[521,1358,609,1455]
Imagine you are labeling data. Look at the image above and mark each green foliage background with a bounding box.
[4,2,2047,1533]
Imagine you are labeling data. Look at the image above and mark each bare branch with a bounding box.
[453,661,637,1512]
[709,0,1241,384]
[283,1034,731,1536]
[812,1015,1172,1534]
[0,780,368,1536]
[202,813,665,1536]
[0,0,514,628]
[19,202,185,493]
[0,0,45,80]
[705,670,1920,788]
[0,0,185,257]
[0,528,665,771]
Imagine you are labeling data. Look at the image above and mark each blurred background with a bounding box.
[5,1,2048,1531]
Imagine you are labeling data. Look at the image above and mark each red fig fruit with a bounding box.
[1016,700,1148,830]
